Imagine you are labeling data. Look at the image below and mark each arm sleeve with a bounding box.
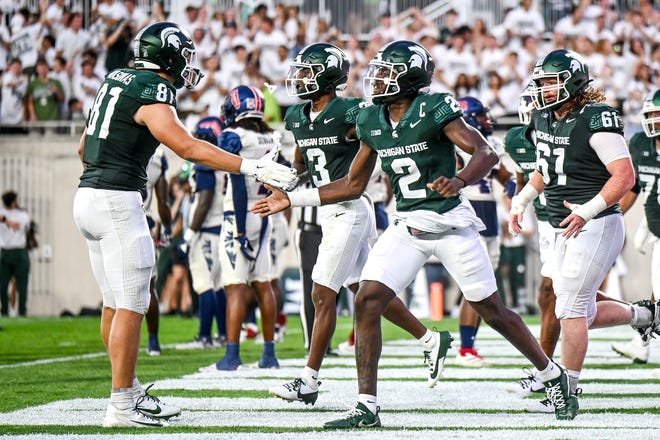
[589,131,631,165]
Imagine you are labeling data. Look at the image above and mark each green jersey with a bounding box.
[629,132,660,238]
[284,97,362,187]
[79,69,177,191]
[529,102,622,228]
[504,125,548,222]
[357,93,463,214]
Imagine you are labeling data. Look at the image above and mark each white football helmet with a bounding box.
[641,89,660,138]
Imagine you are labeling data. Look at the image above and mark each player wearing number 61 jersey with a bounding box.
[510,49,660,420]
[72,21,296,428]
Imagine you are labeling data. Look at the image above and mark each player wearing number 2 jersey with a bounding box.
[72,22,296,428]
[268,43,449,406]
[255,40,571,429]
[510,49,660,420]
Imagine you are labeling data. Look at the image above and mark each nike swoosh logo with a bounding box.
[324,118,335,124]
[565,118,576,123]
[335,212,345,217]
[138,406,162,415]
[410,120,421,128]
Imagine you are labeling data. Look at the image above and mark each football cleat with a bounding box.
[525,397,554,413]
[257,353,280,369]
[455,347,493,367]
[506,367,546,396]
[103,404,167,428]
[134,384,181,420]
[543,366,579,420]
[632,300,660,342]
[269,378,320,405]
[323,402,381,429]
[424,331,453,388]
[216,354,242,371]
[612,333,650,364]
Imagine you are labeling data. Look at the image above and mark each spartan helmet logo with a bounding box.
[408,45,429,69]
[569,59,582,73]
[324,47,344,69]
[161,27,182,50]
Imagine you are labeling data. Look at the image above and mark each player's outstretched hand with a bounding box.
[252,184,291,218]
[241,148,298,191]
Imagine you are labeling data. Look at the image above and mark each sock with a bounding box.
[263,341,275,357]
[566,369,580,395]
[110,387,134,411]
[225,342,239,359]
[215,289,227,337]
[198,290,216,339]
[301,366,319,388]
[358,394,377,414]
[629,304,652,327]
[131,377,144,399]
[417,329,436,350]
[148,332,159,347]
[537,360,560,382]
[459,325,478,349]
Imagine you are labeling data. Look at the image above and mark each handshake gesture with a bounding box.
[240,147,298,191]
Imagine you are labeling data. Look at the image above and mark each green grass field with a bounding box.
[1,315,660,439]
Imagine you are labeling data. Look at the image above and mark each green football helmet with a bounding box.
[641,89,660,137]
[363,40,434,104]
[530,49,590,110]
[285,43,349,99]
[133,21,203,89]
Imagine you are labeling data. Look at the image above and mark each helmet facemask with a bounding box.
[285,62,324,98]
[531,71,572,110]
[179,46,203,89]
[641,92,660,137]
[363,60,406,103]
[518,87,535,125]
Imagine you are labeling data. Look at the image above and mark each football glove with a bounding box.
[240,147,298,191]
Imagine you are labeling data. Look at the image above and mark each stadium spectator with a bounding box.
[27,58,64,124]
[0,58,28,132]
[503,0,545,45]
[55,13,91,75]
[103,18,134,72]
[10,6,47,76]
[72,59,102,118]
[0,190,32,317]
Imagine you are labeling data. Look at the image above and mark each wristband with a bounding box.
[288,188,321,207]
[239,158,256,176]
[510,184,539,214]
[183,228,196,242]
[572,194,607,222]
[454,175,467,188]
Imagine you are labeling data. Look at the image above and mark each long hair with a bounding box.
[236,118,273,134]
[563,86,607,115]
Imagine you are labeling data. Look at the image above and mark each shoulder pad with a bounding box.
[133,72,177,106]
[219,130,242,154]
[344,98,364,124]
[429,93,463,127]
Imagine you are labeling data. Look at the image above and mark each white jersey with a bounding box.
[189,162,226,229]
[223,127,279,214]
[456,135,505,202]
[143,146,167,222]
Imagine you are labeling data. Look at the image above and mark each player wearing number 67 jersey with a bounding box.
[256,40,571,429]
[72,21,296,428]
[510,49,660,420]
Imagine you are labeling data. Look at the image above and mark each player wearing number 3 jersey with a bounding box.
[255,40,572,428]
[72,22,296,428]
[510,49,660,420]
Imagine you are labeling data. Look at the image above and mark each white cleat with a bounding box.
[103,404,167,428]
[612,333,650,364]
[524,398,555,413]
[505,367,546,396]
[455,348,493,367]
[135,384,181,420]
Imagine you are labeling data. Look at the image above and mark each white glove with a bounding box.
[240,147,298,191]
[634,217,650,254]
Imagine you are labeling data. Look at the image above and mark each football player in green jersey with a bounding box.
[509,49,660,420]
[72,22,297,428]
[268,42,451,406]
[611,89,660,364]
[255,40,571,429]
[505,88,561,403]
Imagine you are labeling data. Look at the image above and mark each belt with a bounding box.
[298,222,322,233]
